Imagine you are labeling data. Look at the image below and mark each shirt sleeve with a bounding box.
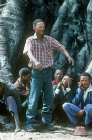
[55,88,61,94]
[23,38,32,55]
[72,88,83,106]
[51,37,65,50]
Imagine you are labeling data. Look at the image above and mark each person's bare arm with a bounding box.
[61,49,75,66]
[57,82,63,89]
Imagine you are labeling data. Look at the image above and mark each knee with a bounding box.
[62,102,70,111]
[7,96,14,101]
[86,104,92,112]
[86,104,92,117]
[6,96,17,106]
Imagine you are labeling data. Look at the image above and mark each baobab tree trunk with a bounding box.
[0,0,92,83]
[0,0,26,82]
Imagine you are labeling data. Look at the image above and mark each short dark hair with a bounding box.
[55,68,64,74]
[19,68,31,77]
[65,73,73,79]
[33,19,44,27]
[80,72,91,80]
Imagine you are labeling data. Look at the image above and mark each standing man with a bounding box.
[23,19,74,131]
[63,72,92,130]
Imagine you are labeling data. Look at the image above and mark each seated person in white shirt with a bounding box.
[52,74,74,123]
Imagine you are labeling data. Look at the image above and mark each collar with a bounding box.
[84,84,92,93]
[33,33,38,39]
[33,33,46,41]
[83,84,92,102]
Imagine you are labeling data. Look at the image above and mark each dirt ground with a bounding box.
[0,115,92,140]
[0,124,92,140]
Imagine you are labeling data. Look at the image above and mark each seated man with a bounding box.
[14,67,31,103]
[53,72,74,123]
[63,72,92,130]
[0,80,22,132]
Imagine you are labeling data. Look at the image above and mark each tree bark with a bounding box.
[0,0,92,83]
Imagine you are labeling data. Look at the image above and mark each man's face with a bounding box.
[33,22,45,36]
[0,85,5,96]
[80,76,91,90]
[21,74,31,83]
[54,69,64,83]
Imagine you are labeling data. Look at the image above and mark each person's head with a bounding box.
[54,69,64,83]
[19,68,31,83]
[0,81,5,96]
[33,19,45,36]
[79,72,91,90]
[61,74,73,89]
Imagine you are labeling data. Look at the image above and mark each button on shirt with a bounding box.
[23,33,65,69]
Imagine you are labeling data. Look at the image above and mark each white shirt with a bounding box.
[83,84,92,102]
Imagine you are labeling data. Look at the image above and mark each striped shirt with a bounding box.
[23,33,65,69]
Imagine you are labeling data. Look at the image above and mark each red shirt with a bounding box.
[23,33,65,69]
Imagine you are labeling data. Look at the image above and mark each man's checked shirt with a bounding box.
[23,33,65,69]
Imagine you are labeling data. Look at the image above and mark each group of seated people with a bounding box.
[0,67,92,132]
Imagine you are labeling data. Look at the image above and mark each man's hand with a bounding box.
[62,49,75,66]
[78,82,85,90]
[57,81,63,89]
[77,110,85,118]
[67,77,73,87]
[68,56,75,66]
[35,61,43,70]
